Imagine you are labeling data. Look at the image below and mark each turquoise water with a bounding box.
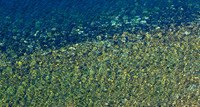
[0,0,199,54]
[0,0,199,106]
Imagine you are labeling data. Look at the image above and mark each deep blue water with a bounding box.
[0,0,199,55]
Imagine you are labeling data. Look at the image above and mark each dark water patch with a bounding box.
[0,0,200,55]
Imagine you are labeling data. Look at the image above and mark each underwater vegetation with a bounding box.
[0,0,199,106]
[0,22,199,106]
